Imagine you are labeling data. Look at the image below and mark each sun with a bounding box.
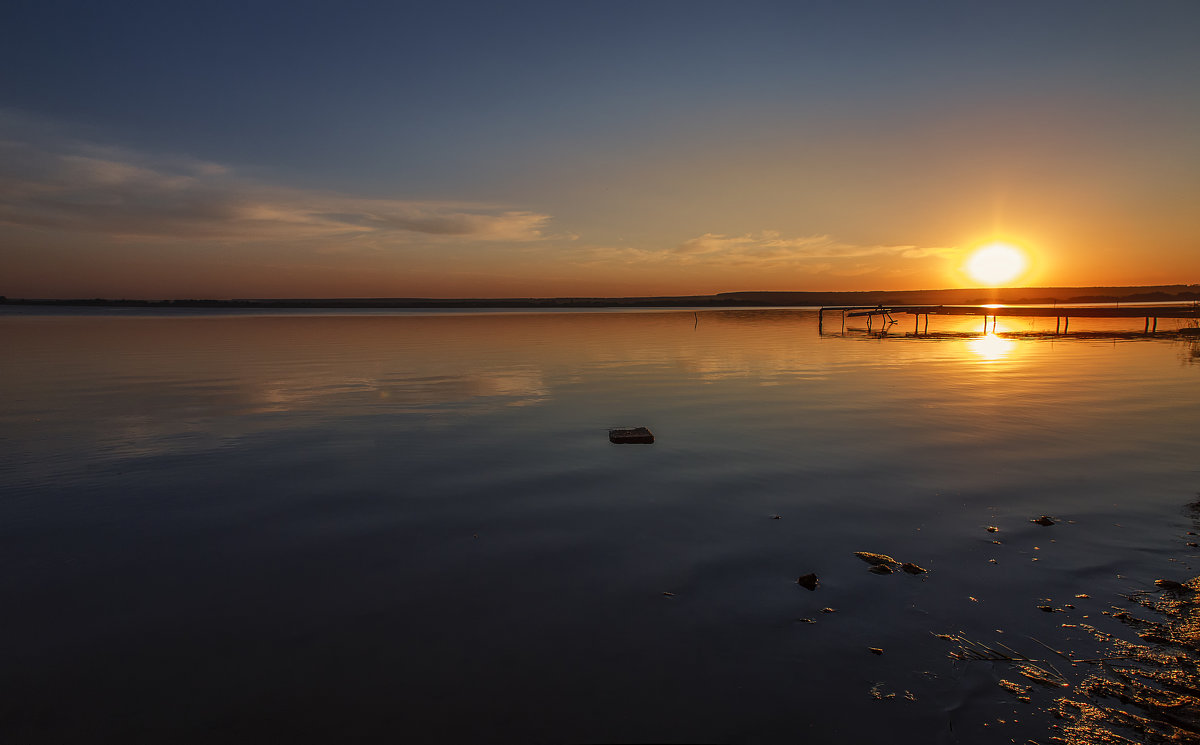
[965,242,1028,286]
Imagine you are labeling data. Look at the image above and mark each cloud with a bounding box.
[0,136,551,246]
[673,231,946,263]
[573,231,949,270]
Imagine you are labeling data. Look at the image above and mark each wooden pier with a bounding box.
[818,304,1200,335]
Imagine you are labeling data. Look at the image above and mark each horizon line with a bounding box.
[4,283,1200,306]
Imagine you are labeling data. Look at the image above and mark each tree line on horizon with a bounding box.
[3,285,1199,308]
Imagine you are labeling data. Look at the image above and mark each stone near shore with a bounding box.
[854,551,900,566]
[609,427,655,444]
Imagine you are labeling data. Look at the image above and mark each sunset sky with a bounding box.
[2,1,1198,299]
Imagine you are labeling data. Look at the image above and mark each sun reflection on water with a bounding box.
[967,332,1016,361]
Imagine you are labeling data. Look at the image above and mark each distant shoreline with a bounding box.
[2,285,1199,309]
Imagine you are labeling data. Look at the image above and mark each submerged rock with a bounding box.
[901,562,927,575]
[1031,515,1056,526]
[868,564,893,575]
[796,573,819,591]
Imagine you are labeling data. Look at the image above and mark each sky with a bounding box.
[2,1,1198,299]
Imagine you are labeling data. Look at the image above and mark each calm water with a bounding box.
[2,308,1198,743]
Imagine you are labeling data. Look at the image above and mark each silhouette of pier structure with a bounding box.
[818,304,1200,335]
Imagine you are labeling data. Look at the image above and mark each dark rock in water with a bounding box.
[868,647,884,655]
[901,562,927,575]
[868,564,893,575]
[1031,516,1056,526]
[796,573,819,590]
[609,427,654,444]
[986,526,999,533]
[796,617,816,624]
[1037,605,1057,613]
[820,607,837,614]
[854,551,900,566]
[1154,579,1188,591]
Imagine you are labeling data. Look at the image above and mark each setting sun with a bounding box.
[965,242,1029,286]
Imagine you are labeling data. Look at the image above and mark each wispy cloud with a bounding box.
[0,135,551,246]
[573,231,954,272]
[673,231,950,263]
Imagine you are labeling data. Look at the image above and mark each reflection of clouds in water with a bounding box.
[94,415,225,460]
[465,369,549,405]
[581,349,830,383]
[683,351,831,383]
[26,365,550,469]
[250,367,548,414]
[253,377,383,414]
[687,356,827,382]
[576,331,832,383]
[44,367,550,469]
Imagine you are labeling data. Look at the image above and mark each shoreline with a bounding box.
[3,284,1200,309]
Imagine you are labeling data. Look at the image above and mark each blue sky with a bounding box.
[3,1,1198,297]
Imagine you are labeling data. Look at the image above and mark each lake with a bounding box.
[2,308,1198,743]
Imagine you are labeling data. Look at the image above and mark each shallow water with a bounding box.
[2,308,1198,743]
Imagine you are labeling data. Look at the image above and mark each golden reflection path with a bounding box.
[966,331,1017,362]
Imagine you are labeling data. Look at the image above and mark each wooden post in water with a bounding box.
[1145,317,1150,333]
[914,314,919,335]
[1153,317,1158,332]
[1064,316,1069,333]
[1056,317,1061,334]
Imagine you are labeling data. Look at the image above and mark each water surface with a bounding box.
[2,309,1198,743]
